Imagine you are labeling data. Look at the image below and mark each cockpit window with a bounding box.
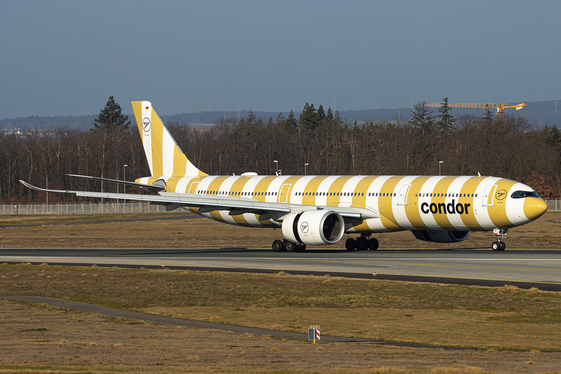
[511,190,540,199]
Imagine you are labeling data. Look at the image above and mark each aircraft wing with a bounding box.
[20,180,379,223]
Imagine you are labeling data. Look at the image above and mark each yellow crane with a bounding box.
[425,102,526,115]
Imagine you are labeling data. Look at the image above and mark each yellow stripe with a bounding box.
[379,176,405,231]
[459,177,483,230]
[131,102,144,142]
[253,177,277,202]
[326,176,353,207]
[173,145,187,176]
[487,179,515,228]
[150,108,164,176]
[253,177,277,225]
[186,178,204,194]
[277,176,301,203]
[302,176,328,205]
[351,177,375,232]
[431,177,456,229]
[351,176,373,208]
[228,177,252,226]
[403,176,431,230]
[166,177,181,193]
[205,177,228,222]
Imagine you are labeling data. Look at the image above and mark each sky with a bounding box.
[1,0,560,118]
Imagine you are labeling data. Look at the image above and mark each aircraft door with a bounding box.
[188,181,200,194]
[279,184,292,203]
[397,184,411,206]
[482,185,497,207]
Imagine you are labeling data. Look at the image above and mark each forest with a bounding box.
[1,97,560,203]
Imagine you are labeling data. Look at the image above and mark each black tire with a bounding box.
[357,238,369,251]
[499,241,506,251]
[345,238,356,251]
[285,241,297,252]
[492,241,500,251]
[296,244,306,252]
[272,240,284,252]
[368,238,379,251]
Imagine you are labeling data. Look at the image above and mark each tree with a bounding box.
[546,125,561,149]
[91,96,131,180]
[285,110,298,134]
[481,106,494,125]
[92,96,130,133]
[409,98,436,137]
[326,107,334,121]
[299,103,318,132]
[436,97,456,136]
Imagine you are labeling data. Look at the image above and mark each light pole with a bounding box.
[46,175,49,211]
[439,161,444,176]
[123,164,128,214]
[304,163,309,176]
[123,165,128,192]
[274,160,278,175]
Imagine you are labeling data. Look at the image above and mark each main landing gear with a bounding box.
[345,234,379,251]
[272,239,306,252]
[492,228,507,251]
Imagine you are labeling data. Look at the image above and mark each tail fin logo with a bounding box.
[142,117,151,132]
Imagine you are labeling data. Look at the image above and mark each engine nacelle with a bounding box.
[282,210,345,246]
[412,230,470,243]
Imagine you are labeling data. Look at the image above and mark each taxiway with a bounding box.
[2,248,561,290]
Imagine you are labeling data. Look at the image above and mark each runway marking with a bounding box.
[265,259,561,272]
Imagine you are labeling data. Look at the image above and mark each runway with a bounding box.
[2,248,561,290]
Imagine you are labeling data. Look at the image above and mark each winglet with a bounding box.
[131,101,208,178]
[19,180,73,194]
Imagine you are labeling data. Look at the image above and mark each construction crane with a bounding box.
[425,102,526,115]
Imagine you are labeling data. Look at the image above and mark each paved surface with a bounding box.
[2,248,561,290]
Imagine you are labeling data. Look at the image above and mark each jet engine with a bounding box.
[412,230,470,243]
[282,210,345,246]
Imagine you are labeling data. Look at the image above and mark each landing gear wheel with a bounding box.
[356,238,369,251]
[368,238,379,251]
[284,241,297,252]
[272,240,284,252]
[296,243,306,252]
[492,228,508,251]
[345,238,357,251]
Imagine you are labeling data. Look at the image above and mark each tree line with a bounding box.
[2,97,560,203]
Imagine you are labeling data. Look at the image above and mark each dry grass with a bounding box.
[1,211,560,249]
[2,264,561,351]
[3,300,561,374]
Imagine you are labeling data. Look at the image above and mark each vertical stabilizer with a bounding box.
[131,101,207,177]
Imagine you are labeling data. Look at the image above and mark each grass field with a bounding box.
[2,264,561,372]
[1,212,561,372]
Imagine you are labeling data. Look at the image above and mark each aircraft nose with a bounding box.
[524,198,548,221]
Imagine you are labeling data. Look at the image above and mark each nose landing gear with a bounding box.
[492,228,507,251]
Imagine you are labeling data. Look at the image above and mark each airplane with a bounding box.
[20,101,548,252]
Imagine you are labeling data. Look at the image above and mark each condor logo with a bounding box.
[496,189,507,201]
[421,199,471,215]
